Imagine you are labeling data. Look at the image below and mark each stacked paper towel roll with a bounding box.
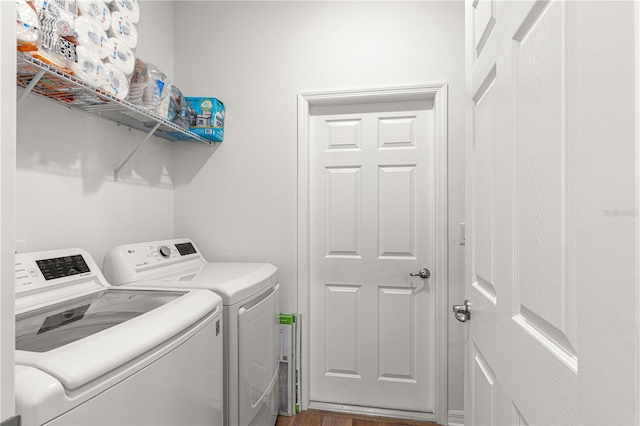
[16,0,38,45]
[101,63,129,99]
[32,0,77,26]
[109,0,139,24]
[74,16,109,59]
[108,11,138,49]
[30,0,78,69]
[77,0,111,31]
[76,0,140,85]
[17,0,143,95]
[104,38,135,76]
[71,45,106,87]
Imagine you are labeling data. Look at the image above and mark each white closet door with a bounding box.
[309,100,436,416]
[464,1,638,425]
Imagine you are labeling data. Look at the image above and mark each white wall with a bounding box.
[137,1,175,81]
[15,1,176,267]
[172,1,466,412]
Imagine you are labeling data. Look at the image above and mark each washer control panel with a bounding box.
[15,249,102,294]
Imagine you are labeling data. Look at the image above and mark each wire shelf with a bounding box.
[16,52,213,145]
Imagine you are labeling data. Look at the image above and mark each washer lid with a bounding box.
[16,288,186,353]
[157,262,278,306]
[15,287,221,391]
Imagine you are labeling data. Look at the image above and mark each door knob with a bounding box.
[453,300,470,323]
[409,268,431,279]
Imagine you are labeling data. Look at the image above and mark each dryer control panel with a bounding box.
[119,242,199,268]
[103,238,205,285]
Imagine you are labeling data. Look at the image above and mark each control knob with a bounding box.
[158,246,171,258]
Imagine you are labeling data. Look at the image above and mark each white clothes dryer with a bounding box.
[103,238,280,426]
[14,248,224,426]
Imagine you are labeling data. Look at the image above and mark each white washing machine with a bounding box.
[14,248,224,426]
[103,238,280,426]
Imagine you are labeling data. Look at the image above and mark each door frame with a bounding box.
[297,84,449,425]
[1,1,17,423]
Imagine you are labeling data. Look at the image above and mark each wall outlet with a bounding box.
[15,239,28,254]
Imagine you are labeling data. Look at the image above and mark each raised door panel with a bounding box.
[379,116,417,149]
[325,167,362,258]
[378,166,416,259]
[378,287,416,383]
[513,0,577,368]
[471,345,495,426]
[473,0,496,56]
[472,66,497,304]
[324,284,361,378]
[326,119,362,151]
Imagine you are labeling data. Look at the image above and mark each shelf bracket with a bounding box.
[17,69,45,105]
[114,121,162,181]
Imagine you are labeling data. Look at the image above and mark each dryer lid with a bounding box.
[159,262,278,306]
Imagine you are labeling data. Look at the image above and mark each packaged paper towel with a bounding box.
[109,0,139,24]
[104,37,134,75]
[77,0,111,31]
[32,0,77,23]
[74,15,109,59]
[58,0,78,16]
[71,45,106,87]
[16,0,38,46]
[30,0,79,70]
[34,0,78,16]
[108,11,137,49]
[101,62,129,99]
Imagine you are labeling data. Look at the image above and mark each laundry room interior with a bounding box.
[3,1,639,426]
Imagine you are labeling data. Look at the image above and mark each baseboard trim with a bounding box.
[308,401,436,422]
[448,409,464,426]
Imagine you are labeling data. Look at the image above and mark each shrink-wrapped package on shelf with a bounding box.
[101,62,129,100]
[104,37,134,76]
[71,45,106,87]
[127,59,168,110]
[29,0,79,70]
[16,0,38,48]
[166,86,190,129]
[77,0,111,32]
[74,16,109,59]
[108,11,137,49]
[167,97,225,142]
[56,0,78,16]
[108,0,139,24]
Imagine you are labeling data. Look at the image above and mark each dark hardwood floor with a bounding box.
[276,410,438,426]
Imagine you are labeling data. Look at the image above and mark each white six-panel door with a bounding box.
[465,1,638,424]
[308,100,435,416]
